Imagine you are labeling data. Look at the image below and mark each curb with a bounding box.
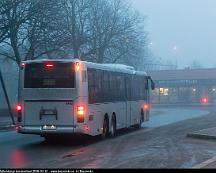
[193,156,216,168]
[186,133,216,140]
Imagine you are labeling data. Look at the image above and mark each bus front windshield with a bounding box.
[24,63,75,88]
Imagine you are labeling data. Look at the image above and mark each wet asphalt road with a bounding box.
[0,106,216,168]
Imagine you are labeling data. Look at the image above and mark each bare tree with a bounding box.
[0,0,35,64]
[0,0,69,64]
[78,0,148,70]
[0,0,11,43]
[23,0,68,60]
[59,0,90,59]
[0,0,150,69]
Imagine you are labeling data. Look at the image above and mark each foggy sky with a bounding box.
[132,0,216,68]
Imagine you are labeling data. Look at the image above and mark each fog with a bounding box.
[1,0,216,110]
[132,0,216,68]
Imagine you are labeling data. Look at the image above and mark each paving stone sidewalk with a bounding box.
[188,127,216,168]
[187,127,216,140]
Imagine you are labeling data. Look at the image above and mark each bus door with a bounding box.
[125,75,132,127]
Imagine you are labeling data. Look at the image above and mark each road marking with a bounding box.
[192,156,216,168]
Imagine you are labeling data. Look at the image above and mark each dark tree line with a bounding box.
[0,0,150,69]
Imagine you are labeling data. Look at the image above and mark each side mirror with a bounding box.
[147,76,155,90]
[151,80,155,90]
[145,80,149,90]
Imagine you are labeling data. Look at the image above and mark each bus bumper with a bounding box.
[16,125,84,135]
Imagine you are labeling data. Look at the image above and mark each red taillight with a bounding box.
[77,106,85,115]
[46,64,54,67]
[77,106,85,123]
[201,97,208,104]
[16,105,22,122]
[16,105,22,112]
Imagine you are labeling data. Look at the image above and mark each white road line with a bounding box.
[192,156,216,168]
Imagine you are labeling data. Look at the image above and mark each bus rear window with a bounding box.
[24,63,75,88]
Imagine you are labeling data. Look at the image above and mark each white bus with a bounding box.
[16,59,155,139]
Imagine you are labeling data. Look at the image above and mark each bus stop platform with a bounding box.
[192,156,216,168]
[187,127,216,168]
[187,127,216,140]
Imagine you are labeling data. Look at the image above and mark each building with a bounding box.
[148,68,216,104]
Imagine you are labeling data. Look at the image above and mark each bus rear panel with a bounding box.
[17,61,89,135]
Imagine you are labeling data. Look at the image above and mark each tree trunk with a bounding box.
[10,30,21,65]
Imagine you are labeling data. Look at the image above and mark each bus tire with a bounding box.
[110,114,116,137]
[101,116,109,139]
[141,109,144,122]
[146,110,150,121]
[139,110,144,128]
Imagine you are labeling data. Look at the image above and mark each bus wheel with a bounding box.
[110,115,116,137]
[139,110,144,128]
[102,117,109,139]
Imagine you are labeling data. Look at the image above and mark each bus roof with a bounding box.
[22,59,147,75]
[22,59,77,64]
[85,61,136,74]
[136,71,148,76]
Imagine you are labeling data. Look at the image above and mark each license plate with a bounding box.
[42,125,57,130]
[44,110,53,115]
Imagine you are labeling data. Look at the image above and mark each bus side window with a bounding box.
[145,77,149,90]
[119,74,125,100]
[95,69,102,103]
[132,76,139,100]
[151,79,155,90]
[102,71,110,102]
[143,77,147,100]
[126,75,131,101]
[87,68,94,104]
[138,76,143,100]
